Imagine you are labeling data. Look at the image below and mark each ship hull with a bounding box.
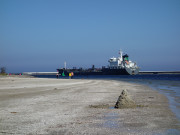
[101,68,130,75]
[57,67,139,76]
[101,67,139,75]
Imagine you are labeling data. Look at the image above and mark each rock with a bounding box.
[114,89,136,109]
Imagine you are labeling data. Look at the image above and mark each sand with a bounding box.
[114,89,136,109]
[0,75,179,135]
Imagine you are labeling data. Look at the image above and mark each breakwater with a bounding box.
[23,72,58,75]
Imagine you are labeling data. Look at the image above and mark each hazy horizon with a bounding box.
[1,0,180,73]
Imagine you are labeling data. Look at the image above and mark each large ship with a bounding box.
[57,50,139,76]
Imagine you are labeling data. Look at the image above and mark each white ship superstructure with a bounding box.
[108,50,139,74]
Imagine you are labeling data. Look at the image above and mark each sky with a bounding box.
[1,0,180,73]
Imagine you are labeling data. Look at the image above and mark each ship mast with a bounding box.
[119,50,123,62]
[64,61,66,69]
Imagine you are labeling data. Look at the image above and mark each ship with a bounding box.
[57,50,139,76]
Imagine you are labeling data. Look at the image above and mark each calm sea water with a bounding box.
[34,74,180,124]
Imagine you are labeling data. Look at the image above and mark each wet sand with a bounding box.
[0,76,179,135]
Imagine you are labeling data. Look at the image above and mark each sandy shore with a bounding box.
[0,76,179,135]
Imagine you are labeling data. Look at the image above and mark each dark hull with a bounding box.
[57,68,138,76]
[101,68,130,75]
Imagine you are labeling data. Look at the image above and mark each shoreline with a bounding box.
[115,78,180,122]
[0,76,179,134]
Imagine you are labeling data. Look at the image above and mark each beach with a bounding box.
[0,76,179,135]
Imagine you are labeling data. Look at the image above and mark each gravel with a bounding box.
[0,76,179,134]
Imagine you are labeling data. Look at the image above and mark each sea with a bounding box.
[34,74,180,127]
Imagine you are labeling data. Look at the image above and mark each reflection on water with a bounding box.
[103,112,119,128]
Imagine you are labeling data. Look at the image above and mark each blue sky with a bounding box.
[1,0,180,73]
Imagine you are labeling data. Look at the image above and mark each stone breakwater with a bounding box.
[0,76,179,135]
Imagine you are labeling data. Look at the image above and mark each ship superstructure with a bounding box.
[106,50,139,75]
